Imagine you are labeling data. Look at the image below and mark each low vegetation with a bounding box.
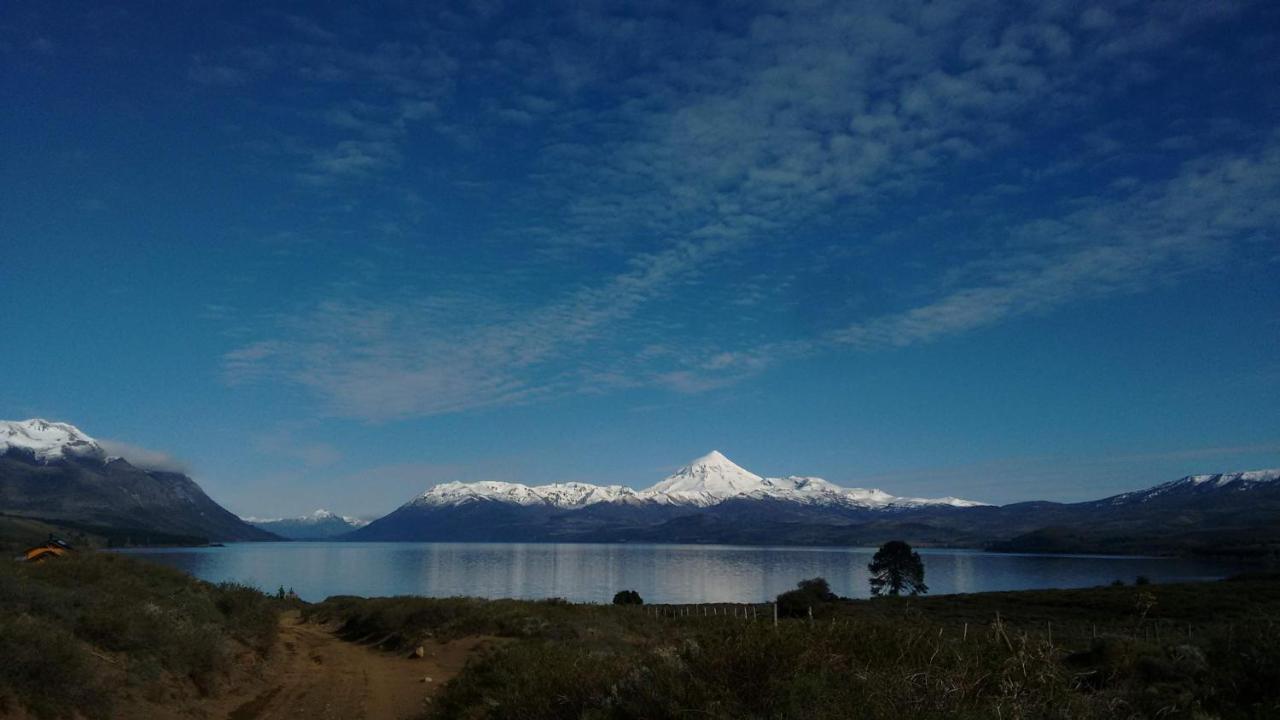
[305,573,1280,720]
[6,548,1280,719]
[0,551,287,719]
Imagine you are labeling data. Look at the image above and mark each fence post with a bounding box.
[773,603,778,628]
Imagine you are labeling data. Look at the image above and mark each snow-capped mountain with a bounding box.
[246,509,369,540]
[245,509,369,527]
[1,419,108,463]
[1,419,273,542]
[1103,469,1280,506]
[409,450,984,511]
[414,481,642,509]
[351,456,1280,550]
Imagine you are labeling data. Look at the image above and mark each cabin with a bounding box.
[23,538,74,563]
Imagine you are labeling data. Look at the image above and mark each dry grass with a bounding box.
[306,574,1280,720]
[0,552,287,719]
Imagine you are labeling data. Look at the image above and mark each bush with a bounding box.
[776,577,837,619]
[0,615,108,719]
[0,551,284,717]
[612,590,643,605]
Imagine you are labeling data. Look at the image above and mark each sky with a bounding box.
[2,0,1278,518]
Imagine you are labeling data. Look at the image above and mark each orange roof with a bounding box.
[23,545,71,562]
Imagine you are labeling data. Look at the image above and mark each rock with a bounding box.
[420,676,433,683]
[410,646,425,659]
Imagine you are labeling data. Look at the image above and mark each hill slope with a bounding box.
[0,419,274,543]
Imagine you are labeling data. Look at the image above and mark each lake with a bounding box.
[117,542,1252,604]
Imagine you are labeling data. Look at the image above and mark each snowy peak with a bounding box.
[646,450,767,497]
[303,509,369,527]
[245,509,370,527]
[0,419,107,463]
[1108,469,1280,505]
[405,451,986,511]
[1182,469,1280,486]
[413,480,639,509]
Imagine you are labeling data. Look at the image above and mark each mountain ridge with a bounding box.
[409,450,985,511]
[0,419,274,543]
[245,509,369,540]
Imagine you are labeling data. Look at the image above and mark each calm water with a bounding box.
[119,542,1249,604]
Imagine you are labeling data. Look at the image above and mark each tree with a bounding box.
[868,541,927,596]
[776,577,838,618]
[612,589,643,605]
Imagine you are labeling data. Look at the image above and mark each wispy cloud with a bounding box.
[214,1,1274,421]
[832,134,1280,349]
[98,439,189,474]
[224,240,742,419]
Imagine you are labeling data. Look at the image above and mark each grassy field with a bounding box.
[305,575,1280,720]
[0,551,288,719]
[4,550,1279,719]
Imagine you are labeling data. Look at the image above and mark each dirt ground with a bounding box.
[111,611,491,720]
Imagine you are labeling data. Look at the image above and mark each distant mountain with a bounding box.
[351,452,1280,557]
[989,469,1280,557]
[408,451,981,511]
[0,419,275,543]
[246,509,369,540]
[349,451,984,542]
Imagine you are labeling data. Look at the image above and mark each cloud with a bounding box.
[98,439,189,474]
[832,134,1280,349]
[212,1,1273,420]
[224,239,741,420]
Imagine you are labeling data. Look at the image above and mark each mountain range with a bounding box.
[245,510,369,540]
[0,419,273,544]
[349,450,983,541]
[349,450,1280,557]
[4,418,1279,558]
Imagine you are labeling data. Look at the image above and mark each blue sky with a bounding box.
[2,0,1278,517]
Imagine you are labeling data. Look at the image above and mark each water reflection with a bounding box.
[118,542,1250,604]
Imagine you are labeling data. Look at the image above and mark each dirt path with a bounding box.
[220,611,488,720]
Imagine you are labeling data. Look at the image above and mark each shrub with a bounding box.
[612,590,643,605]
[776,577,837,618]
[0,551,285,717]
[0,614,109,719]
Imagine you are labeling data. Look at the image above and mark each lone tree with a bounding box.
[612,589,643,605]
[868,541,928,596]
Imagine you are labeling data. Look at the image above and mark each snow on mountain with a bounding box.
[1107,469,1280,505]
[244,509,370,527]
[413,481,641,509]
[409,450,986,510]
[0,419,107,463]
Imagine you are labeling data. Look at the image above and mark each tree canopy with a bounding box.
[868,541,928,597]
[612,589,643,605]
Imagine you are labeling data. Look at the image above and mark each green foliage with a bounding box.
[0,614,109,719]
[868,540,928,597]
[0,551,283,718]
[612,589,643,605]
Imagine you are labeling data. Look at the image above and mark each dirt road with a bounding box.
[220,611,488,720]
